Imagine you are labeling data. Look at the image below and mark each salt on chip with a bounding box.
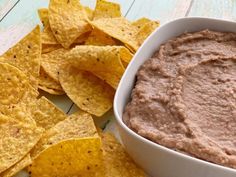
[39,67,64,95]
[0,26,41,89]
[93,0,121,20]
[0,113,43,173]
[31,111,98,159]
[135,20,160,46]
[59,65,114,116]
[29,137,104,177]
[42,44,61,54]
[67,45,127,88]
[85,28,118,46]
[101,133,146,177]
[41,48,69,82]
[29,96,67,129]
[49,0,92,48]
[0,154,32,177]
[91,17,139,51]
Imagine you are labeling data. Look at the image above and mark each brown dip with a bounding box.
[123,30,236,168]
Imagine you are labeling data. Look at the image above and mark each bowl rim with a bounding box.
[114,16,236,173]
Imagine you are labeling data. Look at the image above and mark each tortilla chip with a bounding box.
[0,63,37,106]
[30,96,67,129]
[119,46,133,63]
[1,154,32,177]
[49,0,92,48]
[0,113,43,173]
[41,25,58,45]
[59,65,114,117]
[84,6,94,20]
[135,21,160,46]
[42,44,61,54]
[38,8,49,27]
[67,46,126,88]
[29,137,104,177]
[39,67,64,95]
[85,28,118,46]
[91,17,139,51]
[41,48,69,82]
[132,17,152,29]
[93,0,121,20]
[31,111,98,159]
[0,26,41,89]
[73,31,91,44]
[101,133,146,177]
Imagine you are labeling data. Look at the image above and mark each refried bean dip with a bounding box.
[123,30,236,168]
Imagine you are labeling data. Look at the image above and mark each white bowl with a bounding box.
[113,17,236,177]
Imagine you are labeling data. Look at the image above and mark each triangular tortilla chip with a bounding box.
[49,0,92,48]
[0,26,41,90]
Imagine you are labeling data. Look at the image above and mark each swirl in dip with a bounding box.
[123,30,236,168]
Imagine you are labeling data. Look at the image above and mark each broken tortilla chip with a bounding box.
[0,113,43,173]
[59,65,114,116]
[93,0,121,20]
[101,133,146,177]
[1,154,32,177]
[29,137,104,177]
[91,17,139,51]
[132,17,152,29]
[0,26,41,89]
[29,96,67,129]
[31,111,98,159]
[49,0,92,48]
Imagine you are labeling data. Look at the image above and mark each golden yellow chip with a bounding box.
[29,137,104,177]
[41,48,69,82]
[49,0,92,48]
[73,31,91,44]
[101,133,146,177]
[84,6,94,20]
[0,113,43,173]
[59,65,114,117]
[31,111,98,159]
[91,17,139,51]
[67,45,126,89]
[42,44,61,54]
[0,26,41,89]
[39,67,64,95]
[132,17,152,29]
[29,96,67,129]
[1,154,32,177]
[0,63,37,106]
[85,28,118,46]
[38,8,49,27]
[93,0,121,20]
[135,20,160,46]
[41,25,58,45]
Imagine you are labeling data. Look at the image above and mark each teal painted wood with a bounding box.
[0,0,19,20]
[126,0,191,23]
[188,0,236,20]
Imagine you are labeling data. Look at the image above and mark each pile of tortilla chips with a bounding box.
[0,0,159,176]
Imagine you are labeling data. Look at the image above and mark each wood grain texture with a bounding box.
[126,0,192,23]
[0,0,19,20]
[188,0,236,20]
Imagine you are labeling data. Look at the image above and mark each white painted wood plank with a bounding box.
[126,0,192,23]
[188,0,236,20]
[0,0,19,20]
